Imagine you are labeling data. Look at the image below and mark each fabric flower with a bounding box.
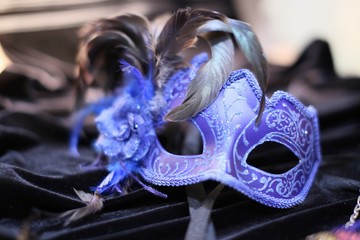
[94,94,155,162]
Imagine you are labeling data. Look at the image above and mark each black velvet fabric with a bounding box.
[1,40,360,240]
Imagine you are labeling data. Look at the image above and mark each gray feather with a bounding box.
[60,189,103,226]
[76,14,152,89]
[165,32,234,121]
[165,17,267,122]
[228,19,267,123]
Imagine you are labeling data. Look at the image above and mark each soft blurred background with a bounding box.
[1,0,359,76]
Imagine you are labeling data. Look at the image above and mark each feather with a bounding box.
[150,13,172,41]
[60,189,103,226]
[227,19,268,124]
[165,32,234,121]
[153,7,224,88]
[76,14,153,94]
[69,95,115,155]
[164,13,268,122]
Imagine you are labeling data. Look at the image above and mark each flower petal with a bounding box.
[95,135,124,157]
[132,135,154,161]
[123,135,140,159]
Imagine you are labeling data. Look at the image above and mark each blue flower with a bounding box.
[94,94,155,162]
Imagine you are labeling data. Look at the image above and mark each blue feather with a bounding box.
[119,59,154,101]
[69,96,116,155]
[92,160,137,194]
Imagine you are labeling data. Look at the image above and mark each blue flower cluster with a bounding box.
[94,95,155,162]
[70,55,208,196]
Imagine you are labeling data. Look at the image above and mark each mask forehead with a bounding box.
[141,69,321,208]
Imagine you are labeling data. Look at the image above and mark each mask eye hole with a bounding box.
[156,121,203,155]
[247,142,299,174]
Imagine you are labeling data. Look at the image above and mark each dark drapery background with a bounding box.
[1,1,360,239]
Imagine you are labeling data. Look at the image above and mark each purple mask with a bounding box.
[72,54,321,208]
[140,69,321,208]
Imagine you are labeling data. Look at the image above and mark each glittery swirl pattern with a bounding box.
[142,94,228,185]
[142,70,257,185]
[232,73,321,207]
[141,69,321,208]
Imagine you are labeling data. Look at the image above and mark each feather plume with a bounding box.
[150,13,172,41]
[165,32,234,121]
[60,189,103,226]
[153,7,224,88]
[228,19,268,124]
[164,12,268,122]
[75,8,267,122]
[76,14,153,93]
